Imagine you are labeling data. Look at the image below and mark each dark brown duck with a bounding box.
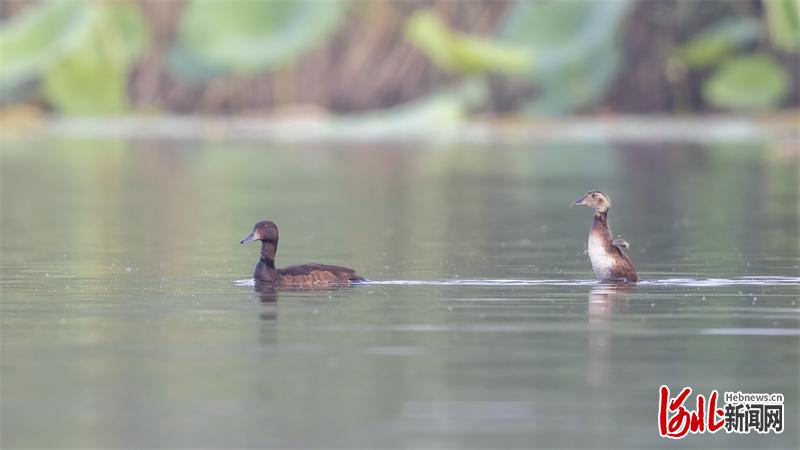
[572,191,638,283]
[241,220,366,287]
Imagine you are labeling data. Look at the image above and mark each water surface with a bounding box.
[2,138,798,448]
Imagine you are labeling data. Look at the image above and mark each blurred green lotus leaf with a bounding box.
[673,18,762,69]
[42,3,149,114]
[703,54,789,111]
[340,77,487,134]
[523,42,621,115]
[405,10,530,75]
[170,0,348,79]
[498,0,632,114]
[0,0,95,94]
[764,0,800,51]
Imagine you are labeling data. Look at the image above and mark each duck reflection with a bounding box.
[255,281,279,303]
[586,282,634,441]
[587,283,634,383]
[588,282,634,319]
[255,282,279,321]
[253,281,358,321]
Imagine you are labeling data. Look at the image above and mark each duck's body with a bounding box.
[573,191,638,283]
[256,262,365,287]
[587,211,638,282]
[242,220,365,287]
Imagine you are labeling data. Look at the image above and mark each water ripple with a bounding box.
[236,276,800,288]
[700,328,800,336]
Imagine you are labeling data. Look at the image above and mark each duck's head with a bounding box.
[241,220,279,244]
[571,191,611,213]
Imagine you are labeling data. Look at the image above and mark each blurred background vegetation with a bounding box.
[1,0,798,118]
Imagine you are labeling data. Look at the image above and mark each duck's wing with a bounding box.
[279,263,366,282]
[612,238,630,249]
[608,245,638,283]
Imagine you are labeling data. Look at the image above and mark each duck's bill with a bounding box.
[570,196,587,207]
[240,232,257,244]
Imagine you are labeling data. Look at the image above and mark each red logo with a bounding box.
[658,385,725,439]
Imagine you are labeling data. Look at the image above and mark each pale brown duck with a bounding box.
[571,191,638,283]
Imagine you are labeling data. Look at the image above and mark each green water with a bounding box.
[1,138,798,449]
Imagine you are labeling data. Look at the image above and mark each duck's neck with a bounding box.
[592,210,613,244]
[260,241,277,268]
[255,241,279,283]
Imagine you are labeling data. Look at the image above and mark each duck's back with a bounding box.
[607,245,638,282]
[278,263,366,287]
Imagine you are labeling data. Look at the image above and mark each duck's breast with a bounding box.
[588,229,615,280]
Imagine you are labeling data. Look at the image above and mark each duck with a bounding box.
[571,191,638,283]
[240,220,366,287]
